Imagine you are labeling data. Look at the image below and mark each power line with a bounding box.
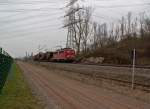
[0,10,63,20]
[0,8,65,12]
[0,3,58,5]
[0,12,64,29]
[96,3,150,8]
[0,13,63,33]
[0,24,61,40]
[0,11,63,24]
[0,17,62,32]
[0,2,67,12]
[0,24,61,36]
[0,29,61,41]
[0,1,66,4]
[0,22,60,33]
[93,14,117,21]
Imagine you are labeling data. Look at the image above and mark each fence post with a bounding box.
[131,48,136,90]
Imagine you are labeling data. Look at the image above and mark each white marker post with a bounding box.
[131,49,136,90]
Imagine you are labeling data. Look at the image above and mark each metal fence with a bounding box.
[0,48,13,93]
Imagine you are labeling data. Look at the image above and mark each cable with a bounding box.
[0,8,65,12]
[0,26,62,40]
[1,20,61,34]
[2,27,59,38]
[93,14,118,22]
[96,3,150,8]
[0,1,66,4]
[0,11,63,25]
[0,11,64,27]
[0,9,64,21]
[0,17,62,33]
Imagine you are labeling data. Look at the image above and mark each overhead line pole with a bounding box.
[131,48,136,90]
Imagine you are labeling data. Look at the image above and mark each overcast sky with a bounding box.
[0,0,149,57]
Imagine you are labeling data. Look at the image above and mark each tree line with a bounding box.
[64,1,150,55]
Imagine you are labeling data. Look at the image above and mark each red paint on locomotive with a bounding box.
[52,48,75,61]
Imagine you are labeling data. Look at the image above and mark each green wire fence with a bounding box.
[0,47,13,93]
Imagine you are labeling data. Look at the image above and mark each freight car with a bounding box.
[33,48,76,62]
[33,52,53,61]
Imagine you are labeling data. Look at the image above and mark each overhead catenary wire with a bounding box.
[0,24,61,36]
[0,29,62,41]
[0,0,149,38]
[93,14,119,22]
[0,9,64,22]
[0,17,62,34]
[0,24,62,40]
[95,3,150,8]
[0,10,64,27]
[0,1,68,12]
[0,1,66,39]
[0,11,64,25]
[0,1,68,5]
[0,1,68,39]
[0,22,61,34]
[0,8,66,12]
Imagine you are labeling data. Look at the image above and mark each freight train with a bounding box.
[33,48,76,62]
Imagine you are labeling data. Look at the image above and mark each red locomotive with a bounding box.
[52,48,75,62]
[33,48,76,62]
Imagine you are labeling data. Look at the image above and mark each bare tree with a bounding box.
[114,24,120,41]
[92,22,108,49]
[120,16,125,40]
[93,22,98,50]
[144,18,150,34]
[108,23,116,45]
[127,12,132,38]
[74,8,85,53]
[82,7,92,53]
[131,17,138,37]
[139,12,145,38]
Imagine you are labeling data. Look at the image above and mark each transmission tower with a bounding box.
[64,0,81,48]
[66,10,74,48]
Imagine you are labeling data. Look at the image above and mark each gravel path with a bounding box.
[18,62,150,109]
[39,62,150,88]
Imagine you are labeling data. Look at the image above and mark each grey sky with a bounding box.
[0,0,149,57]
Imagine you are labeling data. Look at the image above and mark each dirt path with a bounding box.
[18,62,150,109]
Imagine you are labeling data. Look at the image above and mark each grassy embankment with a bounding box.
[85,36,150,65]
[0,63,43,109]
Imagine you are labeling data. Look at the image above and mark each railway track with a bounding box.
[36,60,150,69]
[38,62,150,91]
[68,65,150,91]
[79,63,150,69]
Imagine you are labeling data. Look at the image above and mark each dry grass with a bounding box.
[85,36,150,65]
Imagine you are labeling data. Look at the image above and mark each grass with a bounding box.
[0,63,43,109]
